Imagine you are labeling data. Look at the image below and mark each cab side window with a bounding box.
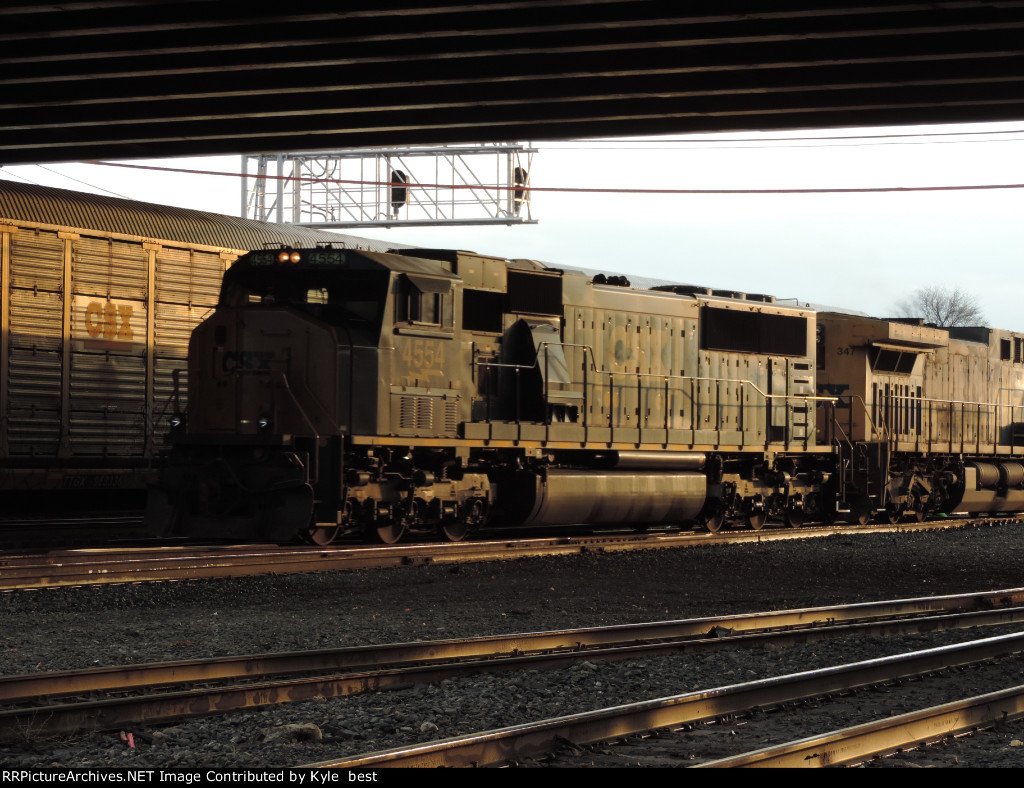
[397,274,452,329]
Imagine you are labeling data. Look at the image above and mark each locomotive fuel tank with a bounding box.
[957,462,1024,514]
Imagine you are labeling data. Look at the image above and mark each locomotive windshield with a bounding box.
[219,265,389,328]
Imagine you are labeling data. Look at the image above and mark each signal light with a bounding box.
[513,166,529,216]
[389,170,408,218]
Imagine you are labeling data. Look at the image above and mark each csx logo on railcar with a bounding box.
[84,300,133,341]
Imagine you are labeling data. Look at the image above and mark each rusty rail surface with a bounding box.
[307,631,1024,768]
[4,589,1024,741]
[0,517,982,590]
[699,685,1024,768]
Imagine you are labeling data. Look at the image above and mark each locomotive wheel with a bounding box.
[442,520,471,542]
[374,522,407,544]
[703,512,727,533]
[879,503,904,525]
[746,512,767,530]
[304,525,339,546]
[783,508,805,528]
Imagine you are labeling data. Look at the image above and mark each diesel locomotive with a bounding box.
[146,245,1024,544]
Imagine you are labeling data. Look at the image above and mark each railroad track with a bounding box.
[699,683,1024,767]
[0,517,984,590]
[0,513,148,548]
[4,588,1024,745]
[310,633,1024,768]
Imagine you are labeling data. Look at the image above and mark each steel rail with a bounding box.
[305,631,1024,768]
[0,518,976,590]
[698,684,1024,768]
[4,587,1023,703]
[4,595,1024,741]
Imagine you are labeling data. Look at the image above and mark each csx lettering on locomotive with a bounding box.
[221,350,275,372]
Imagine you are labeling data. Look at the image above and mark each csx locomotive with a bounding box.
[146,245,1024,544]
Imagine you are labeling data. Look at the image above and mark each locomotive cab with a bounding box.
[149,247,426,543]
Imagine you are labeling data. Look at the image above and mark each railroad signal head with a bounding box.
[513,167,529,216]
[390,170,409,218]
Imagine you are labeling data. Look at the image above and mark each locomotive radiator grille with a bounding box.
[393,392,461,436]
[399,396,433,432]
[444,400,459,434]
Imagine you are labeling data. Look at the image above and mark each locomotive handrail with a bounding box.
[476,341,833,446]
[838,395,892,444]
[475,342,835,402]
[233,368,331,442]
[874,390,1024,455]
[838,388,1024,458]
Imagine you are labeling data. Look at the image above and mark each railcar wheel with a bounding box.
[442,520,471,542]
[783,509,804,528]
[374,522,407,544]
[303,525,339,546]
[746,512,767,530]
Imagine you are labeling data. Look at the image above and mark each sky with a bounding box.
[2,121,1023,330]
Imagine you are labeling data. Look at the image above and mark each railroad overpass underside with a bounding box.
[4,1,1024,164]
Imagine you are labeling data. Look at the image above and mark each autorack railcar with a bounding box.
[0,180,392,514]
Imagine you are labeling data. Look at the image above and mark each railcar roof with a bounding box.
[0,179,403,254]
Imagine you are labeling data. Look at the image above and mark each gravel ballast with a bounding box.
[3,522,1024,768]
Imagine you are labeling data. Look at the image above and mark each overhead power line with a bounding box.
[87,160,1024,196]
[34,165,130,199]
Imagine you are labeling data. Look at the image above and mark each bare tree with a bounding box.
[893,286,986,327]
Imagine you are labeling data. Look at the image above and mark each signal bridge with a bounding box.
[242,144,536,228]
